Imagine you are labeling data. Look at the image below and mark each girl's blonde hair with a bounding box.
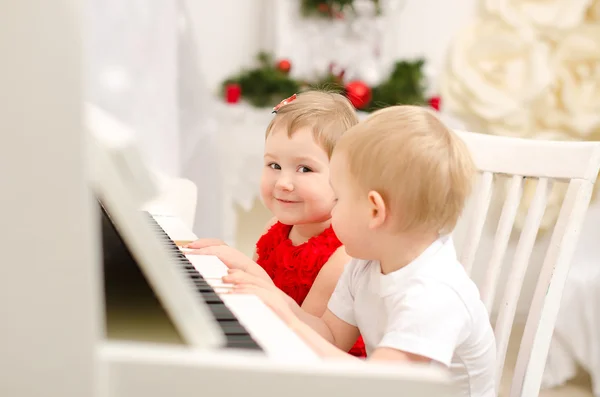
[335,105,476,234]
[266,90,359,157]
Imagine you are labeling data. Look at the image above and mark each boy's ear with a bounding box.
[367,190,387,230]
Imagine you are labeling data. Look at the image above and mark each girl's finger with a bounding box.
[184,238,227,249]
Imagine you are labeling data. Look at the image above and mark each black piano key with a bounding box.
[142,212,263,353]
[201,292,223,303]
[207,304,237,321]
[219,321,250,334]
[226,339,263,350]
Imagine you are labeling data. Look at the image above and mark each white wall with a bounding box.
[386,0,479,93]
[185,0,272,94]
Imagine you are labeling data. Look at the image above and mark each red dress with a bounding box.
[256,221,366,357]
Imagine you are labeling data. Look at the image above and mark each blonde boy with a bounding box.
[232,106,496,397]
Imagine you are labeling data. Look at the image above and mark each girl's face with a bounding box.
[260,126,336,226]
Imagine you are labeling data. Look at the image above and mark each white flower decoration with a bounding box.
[483,0,592,32]
[440,17,552,137]
[532,24,600,139]
[587,0,600,22]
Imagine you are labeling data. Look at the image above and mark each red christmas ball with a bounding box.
[225,83,241,104]
[277,59,292,74]
[428,96,441,111]
[345,80,372,109]
[317,3,330,13]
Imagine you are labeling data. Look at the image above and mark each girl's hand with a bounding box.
[183,238,227,249]
[187,245,254,273]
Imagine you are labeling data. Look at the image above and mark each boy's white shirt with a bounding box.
[327,235,497,397]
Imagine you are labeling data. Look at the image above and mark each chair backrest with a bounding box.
[451,130,600,397]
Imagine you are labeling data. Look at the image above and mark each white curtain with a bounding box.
[84,0,235,239]
[177,0,227,239]
[85,0,180,177]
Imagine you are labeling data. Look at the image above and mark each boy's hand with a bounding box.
[223,269,291,304]
[223,268,272,289]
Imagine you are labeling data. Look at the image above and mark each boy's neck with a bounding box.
[289,219,332,246]
[377,231,440,275]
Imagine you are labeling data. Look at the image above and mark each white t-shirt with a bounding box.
[328,235,496,397]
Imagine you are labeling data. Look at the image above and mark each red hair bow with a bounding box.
[272,93,297,113]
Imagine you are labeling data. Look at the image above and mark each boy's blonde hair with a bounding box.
[266,90,359,157]
[335,105,476,234]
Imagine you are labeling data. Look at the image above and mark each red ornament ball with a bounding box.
[345,80,372,109]
[225,83,241,104]
[317,3,330,13]
[428,96,441,111]
[277,59,292,74]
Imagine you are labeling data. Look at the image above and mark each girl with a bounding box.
[188,90,366,357]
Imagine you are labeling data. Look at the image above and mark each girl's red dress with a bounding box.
[256,221,366,357]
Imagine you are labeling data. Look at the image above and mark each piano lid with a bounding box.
[86,103,159,208]
[87,107,225,350]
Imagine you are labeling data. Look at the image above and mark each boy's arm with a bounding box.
[236,283,360,357]
[289,257,361,357]
[300,247,350,317]
[289,309,361,359]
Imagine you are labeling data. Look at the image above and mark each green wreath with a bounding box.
[301,0,381,18]
[221,52,427,111]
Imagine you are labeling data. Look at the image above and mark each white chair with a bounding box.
[451,130,600,397]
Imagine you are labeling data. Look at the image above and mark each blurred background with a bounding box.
[85,1,600,395]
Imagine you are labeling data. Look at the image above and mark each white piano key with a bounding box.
[152,213,197,242]
[220,294,319,363]
[186,254,229,280]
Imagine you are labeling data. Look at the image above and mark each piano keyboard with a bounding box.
[145,212,262,351]
[147,211,319,362]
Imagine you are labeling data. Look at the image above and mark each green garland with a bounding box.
[366,59,427,112]
[221,52,427,112]
[301,0,381,18]
[222,53,300,108]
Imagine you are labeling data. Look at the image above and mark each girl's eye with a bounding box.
[268,162,281,170]
[298,166,313,173]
